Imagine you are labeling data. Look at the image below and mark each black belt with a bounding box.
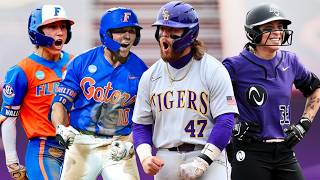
[168,143,202,152]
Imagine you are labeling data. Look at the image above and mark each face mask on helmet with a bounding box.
[244,3,293,46]
[152,1,199,52]
[99,7,142,53]
[28,4,74,47]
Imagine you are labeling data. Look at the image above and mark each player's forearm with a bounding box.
[51,102,69,127]
[302,88,320,121]
[1,117,19,164]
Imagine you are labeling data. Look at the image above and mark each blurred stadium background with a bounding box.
[0,0,319,179]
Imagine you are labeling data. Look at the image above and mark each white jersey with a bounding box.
[132,53,238,148]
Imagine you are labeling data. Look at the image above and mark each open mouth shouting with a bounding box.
[53,39,64,49]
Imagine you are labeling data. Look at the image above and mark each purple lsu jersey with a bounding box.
[57,46,148,136]
[223,49,311,139]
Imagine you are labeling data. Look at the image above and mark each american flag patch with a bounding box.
[226,96,236,105]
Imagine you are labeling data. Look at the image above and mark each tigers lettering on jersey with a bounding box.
[150,90,209,115]
[80,77,136,107]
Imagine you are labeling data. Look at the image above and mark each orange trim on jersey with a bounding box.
[39,140,49,180]
[17,54,72,139]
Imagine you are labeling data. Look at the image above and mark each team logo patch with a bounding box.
[48,147,64,158]
[236,150,246,162]
[269,6,280,16]
[88,65,97,73]
[35,70,45,80]
[162,9,170,21]
[246,85,267,107]
[123,12,131,22]
[3,84,15,98]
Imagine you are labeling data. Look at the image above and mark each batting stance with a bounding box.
[50,7,147,180]
[132,1,238,180]
[223,4,320,180]
[0,4,74,180]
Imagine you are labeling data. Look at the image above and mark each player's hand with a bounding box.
[7,163,28,180]
[109,140,134,161]
[233,121,261,142]
[55,125,80,149]
[141,156,164,176]
[178,157,209,180]
[284,117,311,148]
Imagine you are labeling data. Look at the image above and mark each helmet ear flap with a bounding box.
[133,28,141,46]
[245,26,262,44]
[253,28,263,44]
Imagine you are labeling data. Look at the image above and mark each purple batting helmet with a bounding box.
[152,1,199,52]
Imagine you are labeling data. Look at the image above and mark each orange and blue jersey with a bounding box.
[1,51,73,180]
[1,52,72,139]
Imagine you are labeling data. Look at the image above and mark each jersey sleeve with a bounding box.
[60,55,83,93]
[208,66,239,119]
[132,70,153,125]
[222,58,236,82]
[1,65,28,117]
[292,54,311,88]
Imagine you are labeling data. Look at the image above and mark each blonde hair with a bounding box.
[192,40,205,60]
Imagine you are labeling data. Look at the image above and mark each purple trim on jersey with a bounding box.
[132,123,153,148]
[207,113,234,151]
[168,51,192,69]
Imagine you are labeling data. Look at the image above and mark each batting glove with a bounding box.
[178,143,220,180]
[109,140,134,161]
[233,121,261,142]
[179,157,209,180]
[7,163,28,180]
[55,125,80,149]
[284,117,311,148]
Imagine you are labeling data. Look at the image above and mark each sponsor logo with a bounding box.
[281,66,290,71]
[246,85,267,107]
[236,150,246,162]
[151,76,161,82]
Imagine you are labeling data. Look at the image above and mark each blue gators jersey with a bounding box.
[58,46,148,136]
[223,49,310,139]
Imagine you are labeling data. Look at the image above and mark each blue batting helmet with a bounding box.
[152,1,199,52]
[99,7,142,52]
[28,4,74,47]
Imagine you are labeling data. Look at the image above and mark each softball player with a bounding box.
[132,1,238,180]
[222,4,320,180]
[0,5,74,180]
[50,7,148,180]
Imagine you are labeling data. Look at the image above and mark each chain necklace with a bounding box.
[166,59,194,83]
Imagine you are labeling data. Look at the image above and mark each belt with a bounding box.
[168,143,204,152]
[263,139,284,143]
[79,130,113,138]
[235,137,284,144]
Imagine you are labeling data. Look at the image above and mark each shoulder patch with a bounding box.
[3,84,15,98]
